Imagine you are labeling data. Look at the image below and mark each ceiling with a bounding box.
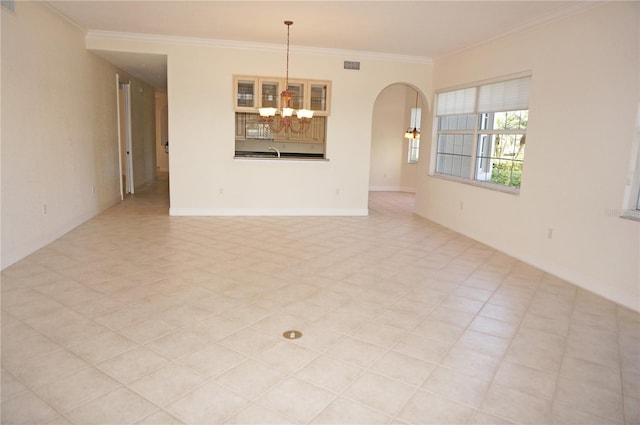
[47,1,593,89]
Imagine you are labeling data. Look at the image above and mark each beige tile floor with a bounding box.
[2,177,639,425]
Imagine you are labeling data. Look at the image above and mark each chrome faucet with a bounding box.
[268,146,280,158]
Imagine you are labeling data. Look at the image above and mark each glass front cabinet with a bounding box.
[309,82,329,113]
[234,78,257,111]
[260,79,280,109]
[233,75,331,116]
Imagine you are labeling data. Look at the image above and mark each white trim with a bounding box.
[115,73,124,201]
[1,208,99,270]
[120,82,134,194]
[169,208,369,217]
[86,30,432,64]
[369,186,416,193]
[428,173,520,196]
[434,2,606,60]
[621,101,640,220]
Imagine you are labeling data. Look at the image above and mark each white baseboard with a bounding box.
[368,186,416,193]
[169,208,369,217]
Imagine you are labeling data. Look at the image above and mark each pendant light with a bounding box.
[258,21,313,133]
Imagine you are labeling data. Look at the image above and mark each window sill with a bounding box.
[620,212,640,222]
[430,173,520,195]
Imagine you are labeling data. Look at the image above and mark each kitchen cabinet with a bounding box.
[271,116,326,143]
[234,78,257,111]
[235,112,325,144]
[309,82,330,114]
[234,75,331,116]
[259,78,280,109]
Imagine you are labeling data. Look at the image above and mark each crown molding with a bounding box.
[85,30,432,65]
[436,1,608,60]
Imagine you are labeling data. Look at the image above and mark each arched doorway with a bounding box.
[369,83,428,193]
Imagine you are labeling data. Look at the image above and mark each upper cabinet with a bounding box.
[234,75,331,116]
[286,80,305,111]
[309,82,330,113]
[234,78,257,111]
[259,78,281,109]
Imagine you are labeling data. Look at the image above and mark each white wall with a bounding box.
[86,35,432,216]
[1,2,122,268]
[168,48,430,215]
[370,84,407,191]
[415,2,640,311]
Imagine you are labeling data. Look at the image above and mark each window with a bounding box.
[434,75,531,191]
[408,107,421,163]
[476,110,528,187]
[408,138,420,163]
[621,102,640,220]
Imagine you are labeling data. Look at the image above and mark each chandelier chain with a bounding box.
[285,21,292,92]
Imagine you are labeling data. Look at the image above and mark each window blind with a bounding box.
[477,76,531,113]
[436,87,476,116]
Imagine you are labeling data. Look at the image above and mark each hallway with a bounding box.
[1,181,638,424]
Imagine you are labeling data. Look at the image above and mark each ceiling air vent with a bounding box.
[344,61,360,70]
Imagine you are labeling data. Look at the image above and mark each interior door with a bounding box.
[119,81,134,194]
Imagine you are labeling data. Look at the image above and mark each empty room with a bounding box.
[1,1,639,424]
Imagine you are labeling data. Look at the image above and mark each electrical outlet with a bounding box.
[548,228,553,239]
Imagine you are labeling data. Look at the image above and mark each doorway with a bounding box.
[155,91,169,173]
[369,83,426,193]
[117,77,134,197]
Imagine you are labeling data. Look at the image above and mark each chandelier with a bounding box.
[404,90,420,139]
[258,21,314,133]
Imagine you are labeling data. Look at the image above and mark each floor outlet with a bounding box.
[283,330,302,340]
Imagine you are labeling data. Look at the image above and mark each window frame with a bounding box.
[408,137,420,164]
[430,72,532,194]
[407,106,421,164]
[620,102,640,221]
[474,111,528,188]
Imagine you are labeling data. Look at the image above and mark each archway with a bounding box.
[369,83,428,194]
